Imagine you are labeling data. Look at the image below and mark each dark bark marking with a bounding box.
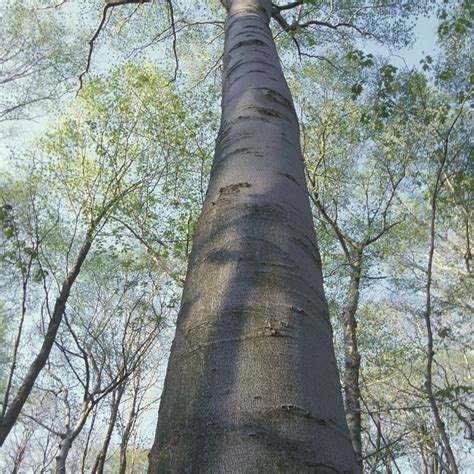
[219,147,258,161]
[227,38,269,55]
[225,58,277,78]
[228,69,277,88]
[214,130,255,163]
[234,114,270,123]
[290,305,306,315]
[263,88,294,110]
[291,236,322,265]
[242,105,282,118]
[219,182,251,195]
[280,172,300,186]
[280,406,343,435]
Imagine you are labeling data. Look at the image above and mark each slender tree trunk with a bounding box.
[81,406,98,473]
[0,228,94,447]
[1,257,33,421]
[423,168,458,474]
[55,407,90,474]
[119,424,132,474]
[148,0,356,472]
[119,383,139,474]
[119,415,133,474]
[341,254,363,468]
[92,385,124,474]
[56,433,73,474]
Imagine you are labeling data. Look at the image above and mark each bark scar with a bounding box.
[281,405,329,426]
[281,404,314,418]
[219,182,251,195]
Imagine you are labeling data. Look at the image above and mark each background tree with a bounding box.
[0,63,202,448]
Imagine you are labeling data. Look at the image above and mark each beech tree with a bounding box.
[148,0,431,470]
[1,0,471,472]
[149,0,358,471]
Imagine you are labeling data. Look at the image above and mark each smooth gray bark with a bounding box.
[149,0,357,471]
[56,435,73,474]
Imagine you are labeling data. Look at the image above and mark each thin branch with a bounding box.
[272,1,303,12]
[77,0,151,94]
[193,52,224,88]
[21,412,63,437]
[77,3,110,94]
[299,51,339,69]
[166,0,179,83]
[298,19,367,37]
[363,428,416,461]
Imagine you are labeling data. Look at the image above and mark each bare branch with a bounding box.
[272,1,303,12]
[166,0,179,83]
[77,0,151,94]
[20,412,63,438]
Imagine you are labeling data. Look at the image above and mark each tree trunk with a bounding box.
[424,166,458,474]
[119,383,139,474]
[148,0,356,472]
[92,385,124,474]
[54,397,91,474]
[341,254,363,468]
[56,432,73,474]
[118,426,131,474]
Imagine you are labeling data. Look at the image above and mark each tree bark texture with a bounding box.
[149,0,357,472]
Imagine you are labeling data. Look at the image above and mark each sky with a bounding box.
[375,13,439,69]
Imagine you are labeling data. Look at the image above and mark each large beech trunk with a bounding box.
[149,0,356,471]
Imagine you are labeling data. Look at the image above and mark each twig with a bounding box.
[77,4,110,94]
[166,0,179,83]
[77,0,151,94]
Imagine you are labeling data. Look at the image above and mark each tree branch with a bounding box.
[166,0,179,83]
[77,0,151,94]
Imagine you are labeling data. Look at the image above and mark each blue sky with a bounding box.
[363,13,439,70]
